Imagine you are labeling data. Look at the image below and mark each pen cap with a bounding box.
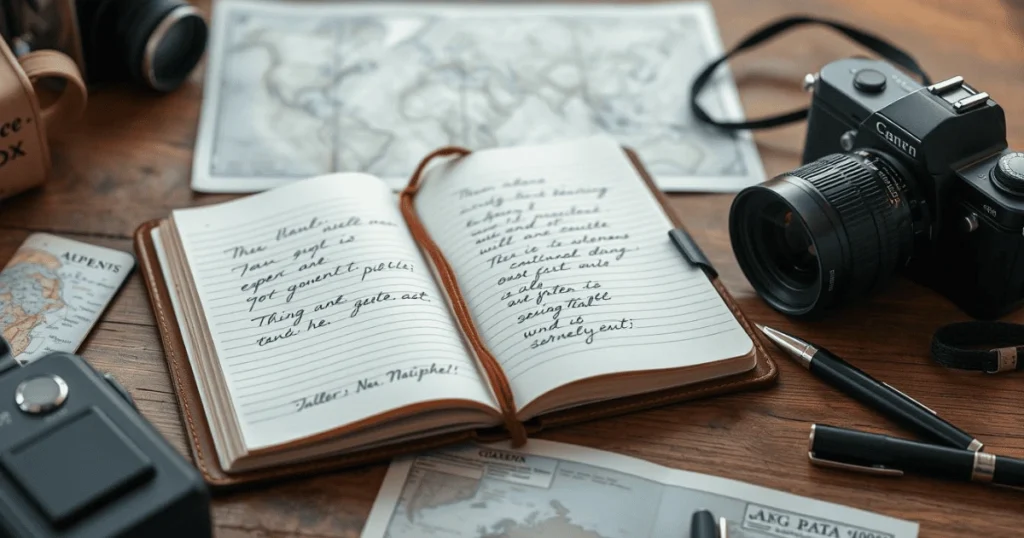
[810,425,890,463]
[690,509,717,537]
[810,424,975,480]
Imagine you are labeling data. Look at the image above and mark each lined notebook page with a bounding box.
[170,174,497,450]
[415,137,753,409]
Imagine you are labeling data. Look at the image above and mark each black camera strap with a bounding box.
[691,15,932,130]
[931,322,1024,374]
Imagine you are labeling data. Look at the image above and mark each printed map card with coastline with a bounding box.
[361,440,919,538]
[0,234,134,364]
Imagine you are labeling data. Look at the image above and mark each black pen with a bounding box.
[690,509,727,538]
[758,325,981,451]
[809,424,1024,488]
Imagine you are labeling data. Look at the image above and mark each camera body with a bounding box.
[801,58,1024,318]
[0,0,207,92]
[0,348,211,538]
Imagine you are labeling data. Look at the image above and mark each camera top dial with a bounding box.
[991,152,1024,196]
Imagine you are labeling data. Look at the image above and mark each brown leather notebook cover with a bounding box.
[133,146,778,489]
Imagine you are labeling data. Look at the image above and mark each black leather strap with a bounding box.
[691,15,932,131]
[931,322,1024,374]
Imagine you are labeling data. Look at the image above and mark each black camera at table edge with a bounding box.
[0,343,211,538]
[1,0,208,93]
[729,57,1024,320]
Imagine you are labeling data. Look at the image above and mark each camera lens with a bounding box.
[758,203,819,289]
[730,151,918,317]
[89,0,208,92]
[143,3,207,91]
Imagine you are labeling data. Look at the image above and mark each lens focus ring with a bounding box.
[855,153,911,279]
[789,154,883,296]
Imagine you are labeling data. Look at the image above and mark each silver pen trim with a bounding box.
[972,451,997,483]
[757,325,817,369]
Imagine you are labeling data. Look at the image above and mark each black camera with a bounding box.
[730,58,1024,319]
[0,339,212,537]
[0,0,208,92]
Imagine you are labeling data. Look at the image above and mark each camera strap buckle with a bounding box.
[988,347,1019,374]
[931,321,1024,375]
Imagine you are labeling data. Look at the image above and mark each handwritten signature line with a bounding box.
[238,356,483,412]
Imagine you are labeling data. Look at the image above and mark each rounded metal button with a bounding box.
[853,69,887,93]
[962,212,979,233]
[839,130,857,151]
[15,375,69,415]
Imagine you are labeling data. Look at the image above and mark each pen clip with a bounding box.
[719,516,729,538]
[882,381,937,415]
[669,228,717,279]
[808,450,904,477]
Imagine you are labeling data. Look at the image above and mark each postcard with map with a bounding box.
[0,234,134,364]
[192,0,765,193]
[361,439,919,538]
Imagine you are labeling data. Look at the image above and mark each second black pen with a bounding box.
[758,325,982,451]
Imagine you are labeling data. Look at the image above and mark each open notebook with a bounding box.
[135,136,777,486]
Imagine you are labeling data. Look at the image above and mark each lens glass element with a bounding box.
[758,204,818,289]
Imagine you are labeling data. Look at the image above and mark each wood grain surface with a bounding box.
[2,0,1023,536]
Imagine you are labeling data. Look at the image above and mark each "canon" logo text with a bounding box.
[876,121,918,158]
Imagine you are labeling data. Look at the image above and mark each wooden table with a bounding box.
[2,0,1023,536]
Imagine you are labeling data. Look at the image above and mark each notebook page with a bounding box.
[170,173,497,451]
[415,137,753,409]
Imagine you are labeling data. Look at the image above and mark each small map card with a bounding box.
[0,234,134,364]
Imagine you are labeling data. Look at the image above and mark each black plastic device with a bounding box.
[0,339,212,538]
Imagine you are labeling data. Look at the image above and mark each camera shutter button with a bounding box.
[992,152,1024,195]
[854,69,887,94]
[15,375,69,415]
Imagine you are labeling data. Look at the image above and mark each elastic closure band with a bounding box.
[400,147,528,446]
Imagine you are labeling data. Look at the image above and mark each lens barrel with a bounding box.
[730,151,917,317]
[86,0,207,92]
[127,0,208,92]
